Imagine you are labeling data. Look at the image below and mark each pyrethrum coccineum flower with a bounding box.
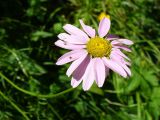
[55,18,133,91]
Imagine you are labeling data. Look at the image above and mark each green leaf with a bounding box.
[31,31,53,41]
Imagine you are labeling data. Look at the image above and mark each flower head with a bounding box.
[98,12,110,21]
[55,18,133,91]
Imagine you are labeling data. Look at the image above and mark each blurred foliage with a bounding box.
[0,0,160,119]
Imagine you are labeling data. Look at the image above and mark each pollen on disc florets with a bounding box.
[86,37,112,57]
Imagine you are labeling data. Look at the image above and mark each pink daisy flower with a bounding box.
[55,18,133,91]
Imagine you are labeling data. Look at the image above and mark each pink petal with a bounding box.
[98,18,111,37]
[66,53,88,77]
[111,39,133,45]
[110,52,131,76]
[111,41,121,45]
[58,33,86,44]
[94,58,106,87]
[79,19,96,38]
[71,78,82,88]
[112,49,130,61]
[82,59,95,91]
[111,51,129,63]
[121,64,131,76]
[63,24,89,41]
[113,45,131,52]
[110,50,130,64]
[56,49,87,65]
[57,33,67,39]
[70,55,90,88]
[111,51,131,66]
[102,57,127,78]
[116,62,131,76]
[117,39,133,45]
[72,55,90,80]
[55,40,86,50]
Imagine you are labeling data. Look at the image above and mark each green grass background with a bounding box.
[0,0,160,119]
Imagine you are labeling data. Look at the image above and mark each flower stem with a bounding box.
[0,90,30,120]
[0,72,74,98]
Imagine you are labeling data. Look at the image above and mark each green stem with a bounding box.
[104,89,122,94]
[105,98,139,108]
[0,72,74,98]
[0,90,30,120]
[136,92,141,120]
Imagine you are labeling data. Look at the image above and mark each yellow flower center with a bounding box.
[86,37,112,57]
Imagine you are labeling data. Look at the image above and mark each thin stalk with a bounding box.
[0,72,74,98]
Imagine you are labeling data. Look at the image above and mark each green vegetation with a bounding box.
[0,0,160,119]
